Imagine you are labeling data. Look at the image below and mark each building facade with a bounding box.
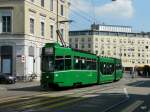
[0,0,70,80]
[91,24,132,33]
[69,30,150,69]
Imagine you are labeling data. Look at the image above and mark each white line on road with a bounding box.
[121,100,144,112]
[123,88,129,98]
[134,81,145,86]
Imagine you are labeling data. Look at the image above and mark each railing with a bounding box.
[16,74,37,82]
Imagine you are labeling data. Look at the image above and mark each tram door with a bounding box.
[1,46,12,75]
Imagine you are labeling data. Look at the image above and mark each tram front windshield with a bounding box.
[42,47,54,72]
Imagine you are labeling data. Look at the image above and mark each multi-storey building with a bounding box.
[69,30,150,70]
[0,0,70,80]
[91,23,132,33]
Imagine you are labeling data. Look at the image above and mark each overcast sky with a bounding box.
[70,0,150,32]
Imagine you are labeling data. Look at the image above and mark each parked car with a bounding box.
[0,74,16,84]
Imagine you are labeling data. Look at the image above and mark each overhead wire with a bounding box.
[91,0,97,23]
[58,0,100,30]
[58,1,93,28]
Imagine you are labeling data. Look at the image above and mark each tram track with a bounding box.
[0,78,135,112]
[17,85,122,111]
[0,83,121,111]
[0,81,121,104]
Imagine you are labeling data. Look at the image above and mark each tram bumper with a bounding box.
[40,72,55,88]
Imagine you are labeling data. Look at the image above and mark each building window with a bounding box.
[41,0,44,7]
[41,22,45,36]
[50,0,53,11]
[138,53,140,57]
[30,0,34,2]
[95,50,98,54]
[88,44,91,48]
[69,38,72,42]
[102,51,104,54]
[30,18,34,34]
[75,44,78,49]
[88,38,91,42]
[50,25,53,38]
[75,38,78,42]
[2,16,11,33]
[60,5,64,16]
[81,45,84,49]
[81,38,84,42]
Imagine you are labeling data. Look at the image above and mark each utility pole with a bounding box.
[56,0,59,43]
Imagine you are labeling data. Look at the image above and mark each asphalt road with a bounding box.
[0,75,149,112]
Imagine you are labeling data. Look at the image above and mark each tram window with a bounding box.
[107,64,114,74]
[102,63,107,74]
[86,59,91,70]
[92,60,96,70]
[105,64,109,74]
[74,57,80,70]
[42,56,54,72]
[86,59,96,70]
[86,59,94,70]
[55,56,64,71]
[100,62,104,74]
[100,62,114,75]
[81,58,86,70]
[65,56,71,70]
[116,64,121,70]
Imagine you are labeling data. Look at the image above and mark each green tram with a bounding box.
[41,43,123,88]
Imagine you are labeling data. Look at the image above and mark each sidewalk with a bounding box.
[0,81,40,91]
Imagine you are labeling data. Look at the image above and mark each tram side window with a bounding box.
[42,56,54,72]
[65,56,71,70]
[116,63,122,70]
[92,60,96,70]
[81,58,86,70]
[86,59,93,70]
[55,56,64,71]
[100,63,114,75]
[86,59,90,70]
[74,57,80,70]
[107,64,114,74]
[100,62,106,74]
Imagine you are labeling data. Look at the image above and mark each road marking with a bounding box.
[18,90,95,110]
[102,98,129,112]
[123,88,129,98]
[41,97,86,110]
[0,96,55,108]
[134,81,144,86]
[121,100,144,112]
[0,84,120,111]
[0,87,98,109]
[18,87,112,110]
[0,92,50,104]
[35,87,120,110]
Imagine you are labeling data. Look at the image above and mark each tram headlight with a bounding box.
[45,48,53,55]
[46,76,49,79]
[55,74,59,77]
